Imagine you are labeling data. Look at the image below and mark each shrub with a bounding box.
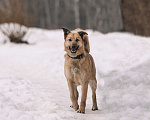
[0,23,28,44]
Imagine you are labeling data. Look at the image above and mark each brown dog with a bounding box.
[62,28,98,114]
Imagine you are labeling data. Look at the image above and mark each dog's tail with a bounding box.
[76,28,90,53]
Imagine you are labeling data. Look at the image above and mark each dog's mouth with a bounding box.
[69,46,79,53]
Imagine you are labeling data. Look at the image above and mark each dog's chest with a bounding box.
[65,62,84,82]
[71,63,80,75]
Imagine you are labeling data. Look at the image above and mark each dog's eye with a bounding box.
[76,39,79,42]
[68,39,72,42]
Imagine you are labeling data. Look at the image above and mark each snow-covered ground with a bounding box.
[0,28,150,120]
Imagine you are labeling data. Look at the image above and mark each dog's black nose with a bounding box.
[72,45,76,49]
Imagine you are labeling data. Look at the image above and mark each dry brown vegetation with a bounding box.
[0,0,31,44]
[0,23,28,44]
[121,0,150,36]
[0,0,33,27]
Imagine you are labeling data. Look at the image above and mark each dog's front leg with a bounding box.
[67,80,79,111]
[77,83,88,114]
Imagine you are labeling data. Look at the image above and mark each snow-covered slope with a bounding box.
[0,28,150,120]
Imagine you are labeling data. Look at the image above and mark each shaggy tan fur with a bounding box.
[62,28,98,114]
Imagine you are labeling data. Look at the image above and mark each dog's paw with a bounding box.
[70,105,79,111]
[70,105,73,108]
[77,109,85,114]
[92,106,98,111]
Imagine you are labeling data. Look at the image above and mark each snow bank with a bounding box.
[99,61,150,120]
[0,77,61,120]
[0,27,150,120]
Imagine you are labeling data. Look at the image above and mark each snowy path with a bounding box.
[0,29,150,120]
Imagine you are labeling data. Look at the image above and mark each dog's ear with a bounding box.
[62,28,71,39]
[78,31,88,40]
[78,31,90,53]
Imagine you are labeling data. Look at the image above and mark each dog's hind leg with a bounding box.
[90,79,98,111]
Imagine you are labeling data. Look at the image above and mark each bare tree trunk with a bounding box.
[37,0,45,28]
[32,0,38,26]
[93,0,101,30]
[85,0,91,29]
[0,0,9,13]
[74,0,80,28]
[23,0,28,25]
[85,8,90,29]
[54,0,60,28]
[40,18,46,28]
[43,0,51,28]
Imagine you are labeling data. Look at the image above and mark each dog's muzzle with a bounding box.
[69,45,79,53]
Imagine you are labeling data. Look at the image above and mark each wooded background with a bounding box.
[0,0,122,33]
[0,0,149,36]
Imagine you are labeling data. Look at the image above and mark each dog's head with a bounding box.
[62,28,88,57]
